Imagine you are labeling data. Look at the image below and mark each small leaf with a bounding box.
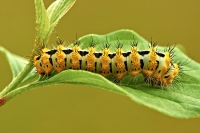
[34,0,50,44]
[0,46,36,83]
[0,46,28,79]
[34,0,76,47]
[46,0,76,39]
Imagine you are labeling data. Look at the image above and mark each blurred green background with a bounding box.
[1,0,200,133]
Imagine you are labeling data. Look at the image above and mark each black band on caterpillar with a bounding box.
[33,37,179,87]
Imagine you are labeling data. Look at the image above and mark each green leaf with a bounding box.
[0,46,37,86]
[34,0,76,46]
[0,46,29,79]
[34,0,50,44]
[46,0,76,39]
[0,46,36,97]
[3,29,200,118]
[4,70,127,104]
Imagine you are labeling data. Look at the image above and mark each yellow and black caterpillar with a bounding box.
[33,37,179,86]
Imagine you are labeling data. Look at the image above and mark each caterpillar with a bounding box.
[33,36,179,87]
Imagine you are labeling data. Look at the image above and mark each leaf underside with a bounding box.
[1,29,200,118]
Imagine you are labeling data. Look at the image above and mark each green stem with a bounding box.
[4,80,49,104]
[0,61,34,97]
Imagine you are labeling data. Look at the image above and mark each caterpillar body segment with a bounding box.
[68,44,81,70]
[161,63,179,86]
[33,48,54,75]
[81,46,96,72]
[51,45,67,73]
[151,51,171,81]
[111,45,127,82]
[33,55,45,75]
[127,44,143,77]
[142,44,159,77]
[97,47,112,77]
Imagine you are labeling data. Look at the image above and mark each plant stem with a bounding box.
[0,61,34,97]
[3,80,48,104]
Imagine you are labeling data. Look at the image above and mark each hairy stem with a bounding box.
[0,61,34,97]
[3,80,50,104]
